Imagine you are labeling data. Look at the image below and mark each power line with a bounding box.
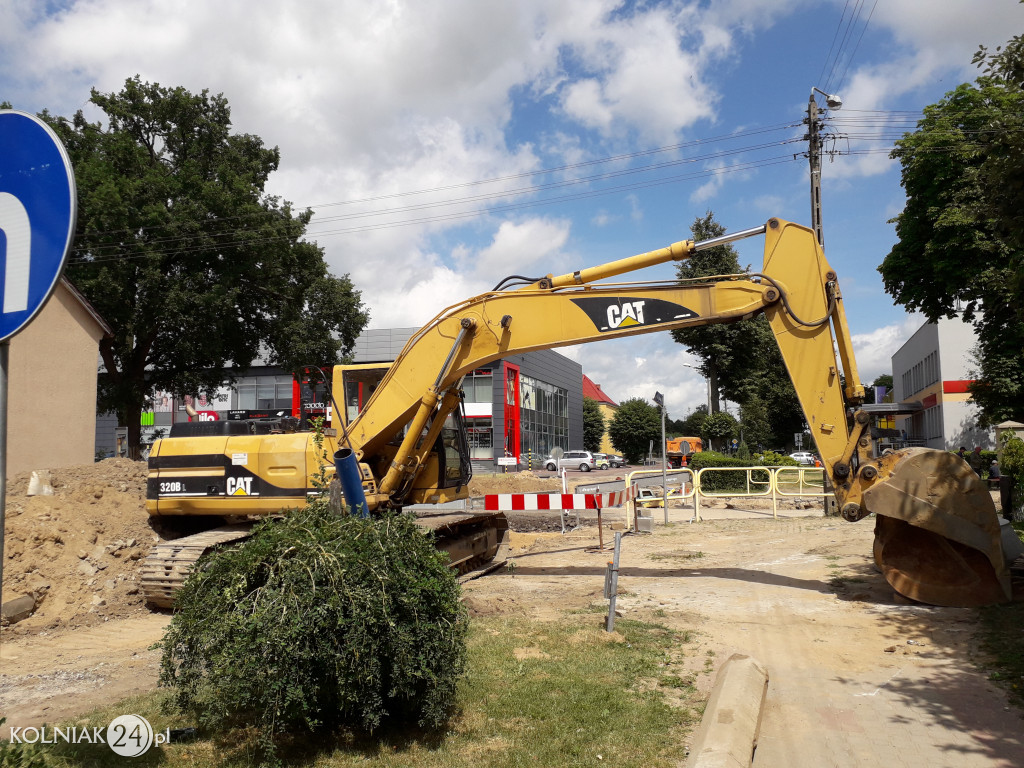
[72,129,804,255]
[833,0,878,95]
[70,153,805,265]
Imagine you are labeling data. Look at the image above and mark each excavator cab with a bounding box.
[334,363,473,496]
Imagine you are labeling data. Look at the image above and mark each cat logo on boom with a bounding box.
[226,476,254,496]
[570,296,698,332]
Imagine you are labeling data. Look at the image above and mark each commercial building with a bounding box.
[107,327,585,472]
[891,317,992,450]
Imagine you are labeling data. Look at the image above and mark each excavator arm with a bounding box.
[345,219,853,502]
[339,217,1011,606]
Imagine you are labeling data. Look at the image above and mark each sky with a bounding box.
[3,0,1023,420]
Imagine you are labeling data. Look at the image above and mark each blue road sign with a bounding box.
[0,110,76,342]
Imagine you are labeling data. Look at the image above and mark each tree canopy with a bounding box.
[672,211,804,447]
[879,35,1024,424]
[608,398,661,464]
[582,397,606,453]
[45,77,368,454]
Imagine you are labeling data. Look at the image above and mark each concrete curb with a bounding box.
[686,653,769,768]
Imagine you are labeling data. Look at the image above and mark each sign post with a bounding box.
[0,110,76,626]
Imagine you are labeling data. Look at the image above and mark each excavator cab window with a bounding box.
[434,407,472,489]
[337,364,390,427]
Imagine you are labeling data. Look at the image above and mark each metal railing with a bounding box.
[623,465,830,524]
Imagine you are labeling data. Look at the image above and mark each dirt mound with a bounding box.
[467,470,569,495]
[2,459,157,636]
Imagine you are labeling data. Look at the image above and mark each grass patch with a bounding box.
[18,614,702,767]
[979,600,1024,710]
[649,551,705,562]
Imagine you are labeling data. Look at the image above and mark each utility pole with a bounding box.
[807,93,824,249]
[806,87,842,249]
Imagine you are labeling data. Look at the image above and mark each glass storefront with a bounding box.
[518,374,569,459]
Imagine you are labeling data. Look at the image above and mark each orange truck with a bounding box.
[666,436,702,468]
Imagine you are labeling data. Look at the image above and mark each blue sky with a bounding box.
[3,0,1022,419]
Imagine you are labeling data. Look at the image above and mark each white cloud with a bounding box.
[850,314,923,383]
[460,216,572,278]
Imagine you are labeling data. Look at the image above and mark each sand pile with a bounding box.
[1,459,156,636]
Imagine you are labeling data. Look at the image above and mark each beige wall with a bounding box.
[7,283,105,475]
[598,403,617,454]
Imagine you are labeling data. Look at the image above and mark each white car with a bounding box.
[789,451,817,465]
[544,450,596,472]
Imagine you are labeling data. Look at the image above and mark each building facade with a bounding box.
[582,375,618,454]
[12,279,111,474]
[108,328,585,472]
[891,317,992,450]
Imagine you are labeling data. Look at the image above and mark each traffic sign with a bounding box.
[0,110,76,341]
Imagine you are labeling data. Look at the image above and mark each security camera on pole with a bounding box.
[0,110,76,626]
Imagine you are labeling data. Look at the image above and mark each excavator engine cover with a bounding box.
[862,448,1011,607]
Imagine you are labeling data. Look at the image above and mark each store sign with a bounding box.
[195,411,219,422]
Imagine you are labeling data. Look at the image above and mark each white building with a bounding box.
[891,317,992,450]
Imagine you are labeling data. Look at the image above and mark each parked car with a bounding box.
[608,454,626,468]
[592,452,612,469]
[789,451,817,465]
[544,450,596,472]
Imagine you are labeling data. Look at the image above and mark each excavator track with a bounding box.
[140,511,509,608]
[141,524,254,609]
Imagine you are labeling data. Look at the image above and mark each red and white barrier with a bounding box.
[483,485,638,511]
[484,493,598,511]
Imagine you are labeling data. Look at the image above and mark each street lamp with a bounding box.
[811,86,842,109]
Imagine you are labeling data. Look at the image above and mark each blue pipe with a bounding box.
[333,448,369,517]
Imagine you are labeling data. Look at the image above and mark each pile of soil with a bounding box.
[1,459,156,636]
[467,470,565,495]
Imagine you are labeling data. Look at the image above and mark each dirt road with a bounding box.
[466,508,1024,767]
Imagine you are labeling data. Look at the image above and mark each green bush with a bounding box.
[689,450,769,492]
[752,449,799,467]
[157,501,468,760]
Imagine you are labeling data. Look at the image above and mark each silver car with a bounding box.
[545,450,596,472]
[789,451,816,465]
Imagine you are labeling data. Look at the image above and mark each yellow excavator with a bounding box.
[145,217,1017,609]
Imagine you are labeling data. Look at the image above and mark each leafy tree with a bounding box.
[677,405,709,438]
[739,395,772,452]
[880,41,1024,424]
[43,77,368,455]
[608,398,661,464]
[673,211,803,443]
[700,411,738,452]
[672,212,757,413]
[582,397,606,453]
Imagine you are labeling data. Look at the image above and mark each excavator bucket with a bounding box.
[861,448,1012,607]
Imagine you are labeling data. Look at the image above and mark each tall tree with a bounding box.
[672,211,803,443]
[879,55,1024,423]
[582,397,606,453]
[44,78,368,455]
[608,398,661,465]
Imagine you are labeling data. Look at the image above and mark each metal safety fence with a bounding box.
[624,465,829,526]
